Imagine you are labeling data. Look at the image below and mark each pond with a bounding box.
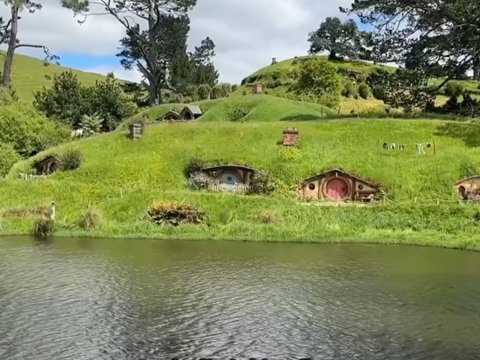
[0,237,479,360]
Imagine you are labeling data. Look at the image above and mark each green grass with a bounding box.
[0,52,110,102]
[238,55,480,115]
[126,95,336,125]
[2,118,480,250]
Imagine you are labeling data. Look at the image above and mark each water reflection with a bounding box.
[0,237,479,359]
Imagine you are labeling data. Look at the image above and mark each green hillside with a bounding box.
[2,116,480,250]
[238,56,480,114]
[0,52,110,102]
[127,95,335,124]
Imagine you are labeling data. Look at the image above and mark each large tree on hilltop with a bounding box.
[342,0,480,84]
[308,17,372,61]
[0,1,58,88]
[63,0,218,106]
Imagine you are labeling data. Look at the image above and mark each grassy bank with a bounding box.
[2,119,480,250]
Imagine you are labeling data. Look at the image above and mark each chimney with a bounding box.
[282,128,299,146]
[271,57,278,65]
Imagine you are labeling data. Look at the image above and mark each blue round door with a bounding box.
[220,171,240,191]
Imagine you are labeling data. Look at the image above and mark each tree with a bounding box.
[294,57,342,107]
[368,69,435,112]
[308,17,372,61]
[34,71,137,131]
[343,0,480,87]
[0,1,58,88]
[63,0,203,106]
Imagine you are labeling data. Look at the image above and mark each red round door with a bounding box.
[324,178,348,201]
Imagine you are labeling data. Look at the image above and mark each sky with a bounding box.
[0,0,353,84]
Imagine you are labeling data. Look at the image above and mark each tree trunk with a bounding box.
[148,81,159,106]
[2,5,19,88]
[473,57,480,81]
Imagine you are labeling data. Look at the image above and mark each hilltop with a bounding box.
[0,52,112,102]
[237,56,480,113]
[1,117,480,250]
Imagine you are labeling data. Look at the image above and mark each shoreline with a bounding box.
[1,228,479,252]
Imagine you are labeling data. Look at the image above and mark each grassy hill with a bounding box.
[127,95,336,124]
[0,52,110,102]
[2,117,480,250]
[238,56,480,114]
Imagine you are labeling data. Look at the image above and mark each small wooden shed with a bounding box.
[180,105,203,120]
[34,155,62,175]
[456,176,480,201]
[201,165,255,192]
[300,168,379,202]
[161,110,182,121]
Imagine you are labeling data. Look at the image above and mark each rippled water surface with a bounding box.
[0,237,479,360]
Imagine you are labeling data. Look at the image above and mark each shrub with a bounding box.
[77,208,102,230]
[444,81,465,98]
[146,202,205,226]
[168,93,184,104]
[34,71,137,131]
[248,170,275,195]
[341,81,358,98]
[260,211,278,224]
[61,150,82,171]
[80,114,104,137]
[197,84,211,100]
[358,83,371,99]
[209,85,223,99]
[0,104,70,158]
[33,216,54,238]
[184,158,207,177]
[224,103,249,122]
[231,84,238,92]
[187,172,214,190]
[0,87,18,105]
[0,143,20,177]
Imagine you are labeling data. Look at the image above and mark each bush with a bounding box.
[33,216,54,238]
[260,211,278,224]
[184,158,207,177]
[209,85,223,100]
[187,172,214,190]
[197,84,211,100]
[0,104,70,158]
[77,208,102,230]
[444,81,465,98]
[231,84,238,92]
[248,170,275,195]
[146,202,205,226]
[0,143,20,177]
[0,87,18,105]
[341,81,358,98]
[34,71,137,131]
[224,103,250,122]
[61,150,82,171]
[80,114,104,137]
[358,83,371,99]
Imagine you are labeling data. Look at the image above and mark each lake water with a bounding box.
[0,237,479,360]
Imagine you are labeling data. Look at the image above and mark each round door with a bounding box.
[220,171,240,191]
[324,178,349,201]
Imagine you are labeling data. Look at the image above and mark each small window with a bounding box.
[358,184,364,190]
[308,183,316,191]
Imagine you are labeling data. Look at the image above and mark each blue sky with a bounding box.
[3,0,354,83]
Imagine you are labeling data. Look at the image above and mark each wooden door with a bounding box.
[325,178,348,201]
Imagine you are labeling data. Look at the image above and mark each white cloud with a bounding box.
[0,0,352,83]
